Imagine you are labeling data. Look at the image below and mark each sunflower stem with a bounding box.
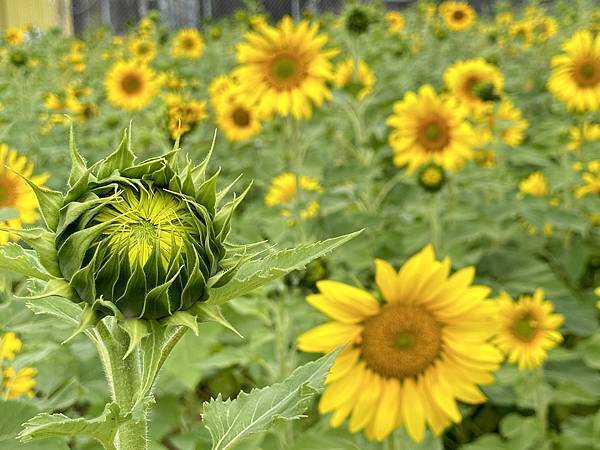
[534,367,549,439]
[429,193,441,249]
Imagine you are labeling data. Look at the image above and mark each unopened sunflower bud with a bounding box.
[345,7,371,35]
[417,163,446,192]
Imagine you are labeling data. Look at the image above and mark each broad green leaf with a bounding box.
[18,402,127,450]
[208,230,362,305]
[0,243,53,281]
[202,350,339,450]
[579,332,600,370]
[26,295,84,326]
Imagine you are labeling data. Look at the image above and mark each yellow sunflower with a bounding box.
[2,367,36,399]
[510,20,534,49]
[4,26,24,45]
[478,99,528,146]
[128,37,156,62]
[334,58,375,99]
[265,173,321,220]
[568,123,600,150]
[495,289,563,370]
[548,30,600,112]
[164,94,207,140]
[234,16,337,119]
[0,332,21,361]
[443,58,504,113]
[519,172,548,197]
[575,171,600,198]
[0,145,47,243]
[385,11,405,33]
[298,245,501,442]
[439,1,476,32]
[209,74,235,108]
[104,60,160,111]
[387,85,476,173]
[215,96,262,142]
[535,16,557,42]
[171,28,204,60]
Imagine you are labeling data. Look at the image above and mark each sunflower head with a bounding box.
[417,163,446,192]
[9,49,28,67]
[344,5,372,35]
[18,126,248,327]
[439,1,476,32]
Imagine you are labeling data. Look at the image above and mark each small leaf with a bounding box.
[19,278,76,301]
[68,120,87,187]
[18,402,128,450]
[15,175,63,231]
[97,128,136,179]
[122,319,150,359]
[208,230,363,305]
[62,304,100,344]
[203,350,340,450]
[9,227,61,277]
[194,303,242,338]
[26,296,84,327]
[161,310,199,335]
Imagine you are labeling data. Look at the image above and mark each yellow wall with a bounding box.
[0,0,72,34]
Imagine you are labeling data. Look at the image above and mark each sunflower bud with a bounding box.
[417,163,446,192]
[23,127,247,325]
[345,6,371,35]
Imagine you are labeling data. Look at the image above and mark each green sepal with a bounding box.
[161,310,199,335]
[62,303,101,344]
[64,165,95,204]
[122,319,150,359]
[193,303,242,338]
[57,218,117,279]
[213,182,253,240]
[5,227,61,277]
[68,120,87,187]
[141,267,182,319]
[196,168,221,215]
[216,174,243,206]
[69,246,100,303]
[191,129,216,185]
[97,127,135,179]
[15,174,63,231]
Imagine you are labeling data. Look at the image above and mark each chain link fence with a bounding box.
[72,0,532,34]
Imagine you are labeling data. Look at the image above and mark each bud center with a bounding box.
[513,313,538,342]
[272,57,297,81]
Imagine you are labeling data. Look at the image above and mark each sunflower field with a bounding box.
[0,0,599,449]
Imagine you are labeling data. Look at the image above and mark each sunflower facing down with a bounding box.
[439,1,476,32]
[334,58,375,99]
[495,289,563,369]
[387,85,476,173]
[234,16,337,119]
[0,145,48,243]
[104,60,160,111]
[548,30,600,112]
[171,28,204,60]
[443,58,504,113]
[298,245,502,442]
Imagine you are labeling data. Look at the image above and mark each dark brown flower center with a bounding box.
[120,72,143,95]
[232,107,251,127]
[418,118,450,152]
[574,61,600,87]
[361,304,442,379]
[0,177,16,207]
[452,10,466,22]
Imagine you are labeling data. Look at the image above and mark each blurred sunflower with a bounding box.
[298,246,501,442]
[510,20,534,49]
[519,172,548,197]
[575,171,600,198]
[138,17,156,35]
[2,367,36,399]
[439,1,476,32]
[495,289,563,369]
[128,37,156,62]
[334,58,375,99]
[164,94,207,140]
[104,60,160,111]
[171,28,204,60]
[385,11,405,33]
[3,26,24,45]
[215,97,262,143]
[568,123,600,150]
[209,74,235,108]
[0,332,22,361]
[480,99,528,146]
[548,30,600,112]
[535,16,557,42]
[444,58,504,113]
[387,85,476,173]
[265,173,321,220]
[234,16,337,119]
[0,145,48,243]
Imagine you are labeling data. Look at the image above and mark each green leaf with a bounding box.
[194,303,242,338]
[202,349,340,450]
[0,243,53,281]
[578,332,600,370]
[122,319,150,359]
[16,177,63,232]
[26,295,84,327]
[10,228,61,277]
[208,230,363,305]
[18,402,128,450]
